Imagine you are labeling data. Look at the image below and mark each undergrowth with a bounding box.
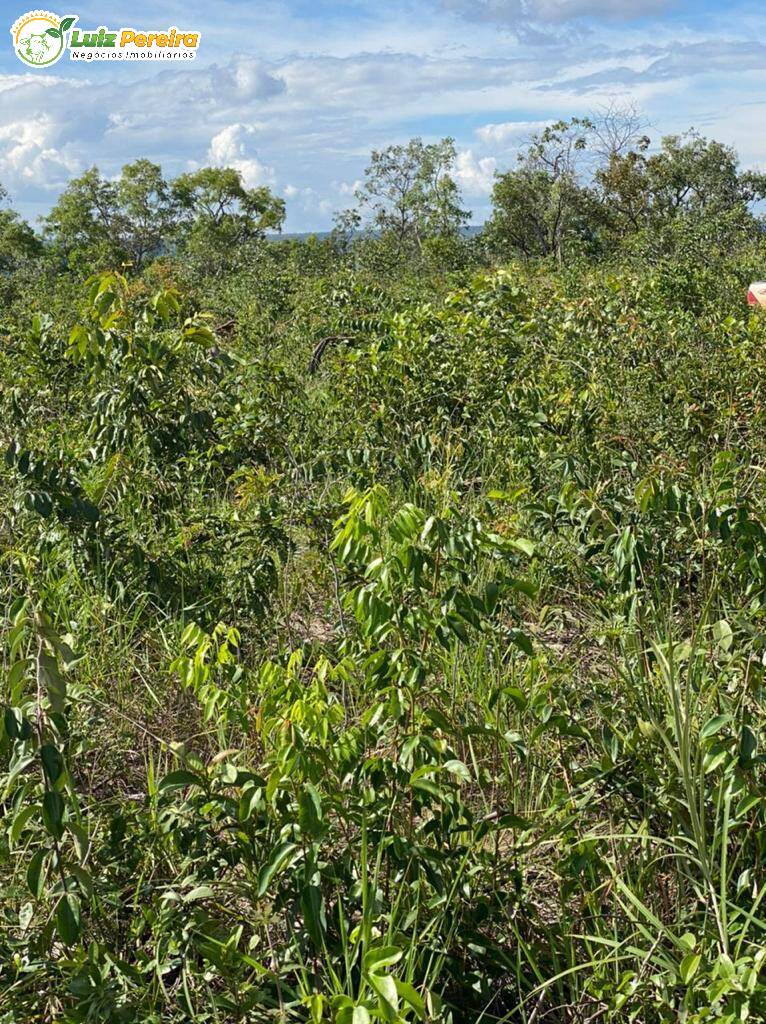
[3,252,766,1022]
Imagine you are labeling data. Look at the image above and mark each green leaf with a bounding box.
[700,715,730,740]
[363,945,403,972]
[508,576,538,598]
[508,537,535,557]
[42,790,64,840]
[69,863,93,899]
[736,793,761,817]
[484,580,500,613]
[70,823,89,862]
[443,759,471,782]
[26,850,46,898]
[298,784,323,836]
[46,27,61,38]
[453,591,482,629]
[739,724,757,763]
[301,882,326,949]
[445,613,469,642]
[37,650,65,714]
[411,778,444,800]
[369,972,399,1012]
[712,619,733,652]
[508,629,533,656]
[31,492,53,517]
[158,769,204,792]
[394,979,425,1018]
[256,841,298,898]
[184,885,215,903]
[679,952,701,984]
[56,893,81,946]
[59,16,77,32]
[4,706,21,739]
[336,1006,370,1024]
[8,658,28,691]
[703,745,730,774]
[497,811,535,830]
[41,744,64,783]
[10,804,38,845]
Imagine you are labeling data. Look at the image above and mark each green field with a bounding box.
[3,125,766,1022]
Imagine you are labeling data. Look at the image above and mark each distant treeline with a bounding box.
[1,106,764,280]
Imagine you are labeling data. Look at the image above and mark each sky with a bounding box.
[0,0,764,231]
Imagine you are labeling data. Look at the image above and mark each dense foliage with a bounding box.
[2,123,766,1022]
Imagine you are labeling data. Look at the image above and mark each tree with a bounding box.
[596,131,766,238]
[43,161,175,270]
[330,207,362,255]
[172,167,285,253]
[487,118,766,263]
[43,167,123,270]
[44,163,286,275]
[350,137,470,254]
[588,100,651,163]
[485,119,601,263]
[115,159,176,269]
[0,186,41,273]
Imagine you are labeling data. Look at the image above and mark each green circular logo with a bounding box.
[10,11,75,68]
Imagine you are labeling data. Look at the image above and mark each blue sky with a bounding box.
[1,0,764,230]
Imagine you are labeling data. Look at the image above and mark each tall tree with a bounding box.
[485,119,600,263]
[350,137,470,253]
[43,167,122,270]
[588,101,651,163]
[597,131,766,231]
[172,167,285,247]
[43,161,175,270]
[116,159,176,269]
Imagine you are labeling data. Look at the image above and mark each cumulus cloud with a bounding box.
[338,179,363,196]
[207,123,276,188]
[0,115,81,190]
[476,120,549,145]
[454,149,498,195]
[229,58,286,100]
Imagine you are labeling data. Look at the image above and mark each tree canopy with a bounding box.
[343,136,470,254]
[487,119,766,263]
[42,162,285,273]
[1,119,765,278]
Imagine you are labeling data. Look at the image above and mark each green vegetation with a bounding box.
[3,117,766,1022]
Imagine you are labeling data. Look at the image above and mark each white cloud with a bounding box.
[476,120,549,146]
[230,58,285,99]
[454,149,498,195]
[0,116,81,190]
[338,179,363,196]
[207,123,276,188]
[543,41,766,93]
